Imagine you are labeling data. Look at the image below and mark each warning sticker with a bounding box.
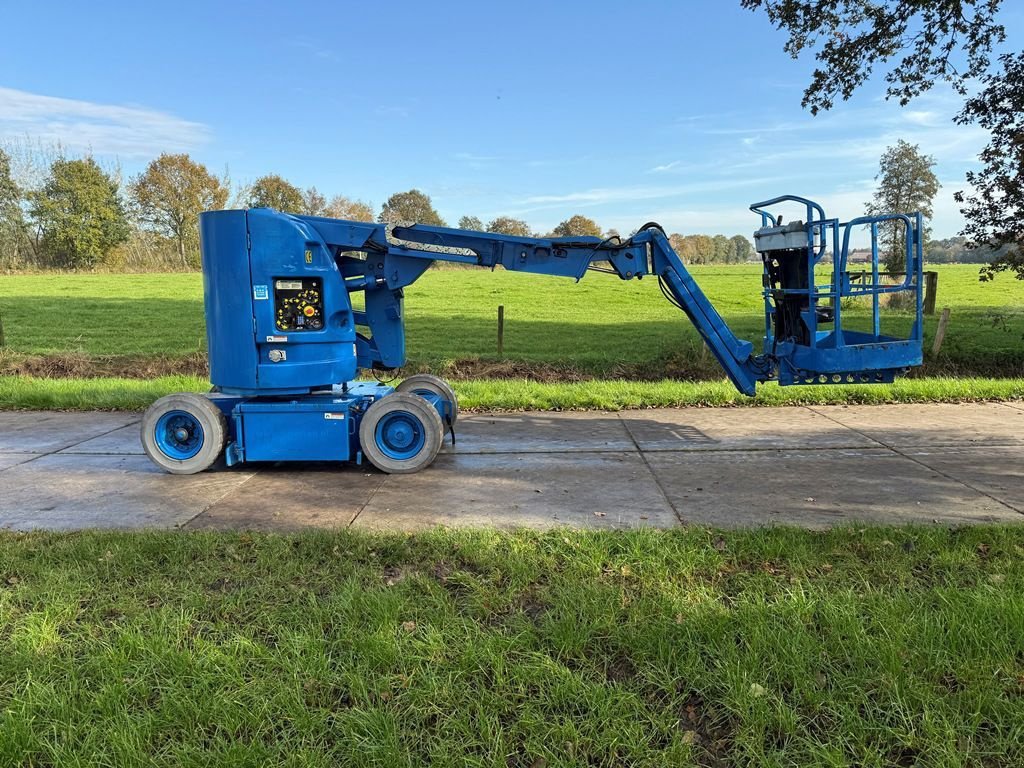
[266,335,287,343]
[253,285,269,300]
[324,413,345,420]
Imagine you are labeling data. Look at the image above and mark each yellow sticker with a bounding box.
[304,249,313,264]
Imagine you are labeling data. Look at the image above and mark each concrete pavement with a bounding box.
[0,403,1021,531]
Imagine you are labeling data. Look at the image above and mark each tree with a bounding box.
[302,186,328,216]
[30,158,129,268]
[0,148,26,266]
[130,153,229,266]
[551,214,601,238]
[954,52,1024,280]
[744,0,1018,278]
[0,149,20,220]
[691,234,714,265]
[712,234,734,264]
[866,140,939,272]
[731,234,753,262]
[458,215,483,231]
[378,189,445,226]
[247,174,304,213]
[325,195,374,222]
[671,234,697,263]
[486,216,531,237]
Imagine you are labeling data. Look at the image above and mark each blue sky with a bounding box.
[1,1,1021,238]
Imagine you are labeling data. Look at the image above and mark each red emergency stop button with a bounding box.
[303,306,316,317]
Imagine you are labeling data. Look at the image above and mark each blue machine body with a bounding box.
[200,208,366,394]
[185,195,923,469]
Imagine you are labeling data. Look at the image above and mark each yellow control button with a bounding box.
[303,306,316,317]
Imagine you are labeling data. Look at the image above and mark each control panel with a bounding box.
[274,277,324,331]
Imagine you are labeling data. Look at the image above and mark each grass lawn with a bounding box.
[2,526,1023,766]
[0,264,1019,411]
[0,265,1020,377]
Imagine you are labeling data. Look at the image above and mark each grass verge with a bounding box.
[0,373,1022,411]
[1,526,1023,766]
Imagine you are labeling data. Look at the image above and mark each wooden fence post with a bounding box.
[923,271,938,315]
[931,307,951,356]
[497,305,504,358]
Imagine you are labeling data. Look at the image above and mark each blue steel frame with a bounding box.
[190,196,924,467]
[749,195,924,386]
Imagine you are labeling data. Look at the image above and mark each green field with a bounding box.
[0,265,1020,377]
[2,526,1023,767]
[0,265,1020,411]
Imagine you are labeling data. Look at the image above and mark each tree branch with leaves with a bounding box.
[744,0,1021,279]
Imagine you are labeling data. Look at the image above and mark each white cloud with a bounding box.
[594,176,970,243]
[899,110,941,127]
[601,206,756,236]
[515,177,772,211]
[712,119,986,177]
[0,86,209,157]
[648,160,684,173]
[454,152,498,163]
[448,85,982,242]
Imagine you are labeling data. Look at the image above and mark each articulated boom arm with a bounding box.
[329,222,653,373]
[331,195,923,395]
[379,223,767,394]
[199,196,923,401]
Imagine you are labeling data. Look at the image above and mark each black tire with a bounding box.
[395,374,459,425]
[359,392,444,474]
[141,393,227,475]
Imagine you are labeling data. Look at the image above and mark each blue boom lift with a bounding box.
[141,195,924,474]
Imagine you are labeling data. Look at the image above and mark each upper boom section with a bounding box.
[390,223,649,282]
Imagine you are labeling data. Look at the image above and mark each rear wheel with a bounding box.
[141,393,227,474]
[359,393,444,474]
[396,374,459,425]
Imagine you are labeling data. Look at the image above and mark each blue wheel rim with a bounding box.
[154,410,205,461]
[374,411,426,461]
[411,388,441,404]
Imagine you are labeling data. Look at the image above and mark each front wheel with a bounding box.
[141,393,227,474]
[359,393,444,474]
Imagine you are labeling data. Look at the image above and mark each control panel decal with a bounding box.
[274,277,324,331]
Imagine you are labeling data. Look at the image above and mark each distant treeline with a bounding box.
[667,233,754,264]
[925,236,1015,265]
[0,138,754,272]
